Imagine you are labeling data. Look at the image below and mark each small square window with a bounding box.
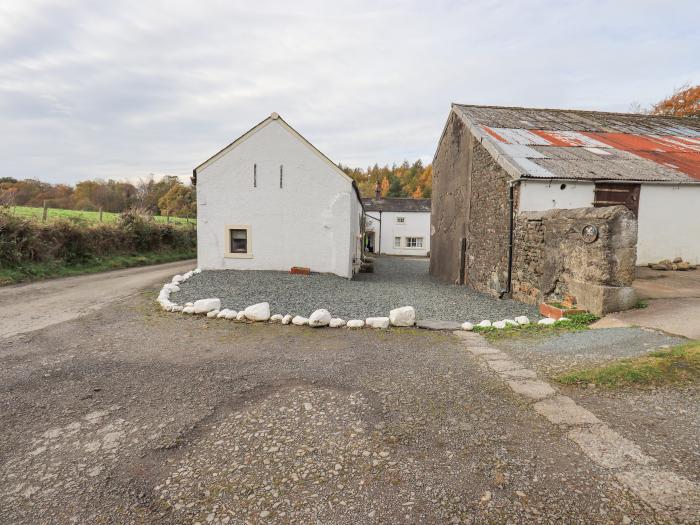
[405,237,423,248]
[396,216,405,224]
[225,225,252,258]
[394,236,401,248]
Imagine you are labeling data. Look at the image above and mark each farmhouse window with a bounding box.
[396,216,405,224]
[394,236,401,248]
[405,237,423,248]
[225,225,252,258]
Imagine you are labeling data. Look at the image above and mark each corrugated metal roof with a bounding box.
[362,198,431,213]
[452,104,700,183]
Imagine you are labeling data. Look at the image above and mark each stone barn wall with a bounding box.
[512,205,638,315]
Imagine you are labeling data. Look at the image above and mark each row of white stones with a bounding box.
[157,270,553,329]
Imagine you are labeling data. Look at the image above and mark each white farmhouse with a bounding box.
[193,113,364,278]
[362,188,431,257]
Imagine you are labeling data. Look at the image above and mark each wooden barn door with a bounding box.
[593,183,640,217]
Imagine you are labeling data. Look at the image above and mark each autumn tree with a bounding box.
[651,84,700,117]
[158,183,196,217]
[339,160,433,199]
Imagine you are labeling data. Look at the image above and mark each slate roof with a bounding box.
[362,197,431,213]
[451,104,700,183]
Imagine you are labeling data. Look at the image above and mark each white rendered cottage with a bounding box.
[193,113,364,278]
[362,190,431,257]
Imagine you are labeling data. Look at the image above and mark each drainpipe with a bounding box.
[500,180,517,299]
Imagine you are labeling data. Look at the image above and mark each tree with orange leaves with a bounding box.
[380,176,390,197]
[651,84,700,117]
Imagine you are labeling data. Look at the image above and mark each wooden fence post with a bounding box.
[42,200,48,222]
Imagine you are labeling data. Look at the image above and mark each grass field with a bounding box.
[8,206,196,225]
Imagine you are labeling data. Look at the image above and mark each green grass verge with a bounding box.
[0,250,196,286]
[8,205,196,225]
[474,313,600,342]
[555,342,700,388]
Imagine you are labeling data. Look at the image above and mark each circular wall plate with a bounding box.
[581,224,599,243]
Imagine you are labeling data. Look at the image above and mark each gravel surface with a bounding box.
[173,256,539,322]
[0,293,661,524]
[490,327,687,376]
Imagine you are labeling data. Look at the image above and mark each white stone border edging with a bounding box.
[453,330,700,522]
[157,269,547,330]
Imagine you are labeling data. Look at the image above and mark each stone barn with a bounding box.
[431,104,700,314]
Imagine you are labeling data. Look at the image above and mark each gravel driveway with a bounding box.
[0,293,663,524]
[173,256,539,322]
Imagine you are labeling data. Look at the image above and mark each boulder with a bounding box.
[538,318,556,326]
[346,320,365,328]
[270,314,284,322]
[182,306,195,314]
[235,311,246,321]
[461,322,474,331]
[244,302,271,322]
[171,274,184,284]
[225,310,238,320]
[514,316,530,326]
[389,306,416,327]
[493,320,507,329]
[651,264,669,271]
[329,318,346,328]
[281,314,293,325]
[478,320,492,328]
[206,310,220,318]
[677,262,690,271]
[292,316,309,326]
[366,317,390,329]
[308,309,331,327]
[193,298,221,314]
[673,257,683,263]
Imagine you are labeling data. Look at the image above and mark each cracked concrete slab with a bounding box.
[468,346,503,356]
[487,359,523,372]
[506,380,555,400]
[616,468,700,521]
[499,368,538,379]
[568,425,655,469]
[533,395,601,426]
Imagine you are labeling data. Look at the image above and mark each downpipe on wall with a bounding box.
[499,180,517,299]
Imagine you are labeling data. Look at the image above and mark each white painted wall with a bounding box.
[196,118,362,278]
[637,184,700,265]
[365,211,431,257]
[518,180,595,211]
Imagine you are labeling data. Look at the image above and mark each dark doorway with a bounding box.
[593,183,641,217]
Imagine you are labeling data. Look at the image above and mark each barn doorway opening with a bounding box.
[593,183,641,217]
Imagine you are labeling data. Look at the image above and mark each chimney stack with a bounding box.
[375,180,381,200]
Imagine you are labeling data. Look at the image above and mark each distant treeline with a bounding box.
[0,175,196,217]
[340,160,432,199]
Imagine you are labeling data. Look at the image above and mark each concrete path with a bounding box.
[593,267,700,339]
[0,259,195,339]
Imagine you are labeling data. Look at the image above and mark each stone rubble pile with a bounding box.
[158,270,558,332]
[649,257,696,271]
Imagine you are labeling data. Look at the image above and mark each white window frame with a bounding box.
[393,236,401,248]
[225,225,253,258]
[405,236,423,249]
[395,216,405,224]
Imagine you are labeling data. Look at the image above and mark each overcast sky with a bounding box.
[1,1,698,184]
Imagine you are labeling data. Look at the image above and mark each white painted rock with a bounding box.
[206,309,220,318]
[461,322,474,331]
[478,320,492,328]
[515,315,530,326]
[235,311,246,321]
[389,306,416,327]
[557,317,571,322]
[281,314,293,325]
[182,306,195,314]
[270,314,284,322]
[346,320,365,328]
[244,302,271,321]
[193,268,202,274]
[163,283,180,293]
[329,318,346,328]
[538,318,556,326]
[171,274,184,284]
[216,309,230,319]
[171,305,183,312]
[183,271,194,280]
[193,298,221,314]
[493,320,507,329]
[308,309,332,327]
[366,317,390,329]
[225,310,238,320]
[504,319,518,327]
[292,315,309,326]
[185,302,194,308]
